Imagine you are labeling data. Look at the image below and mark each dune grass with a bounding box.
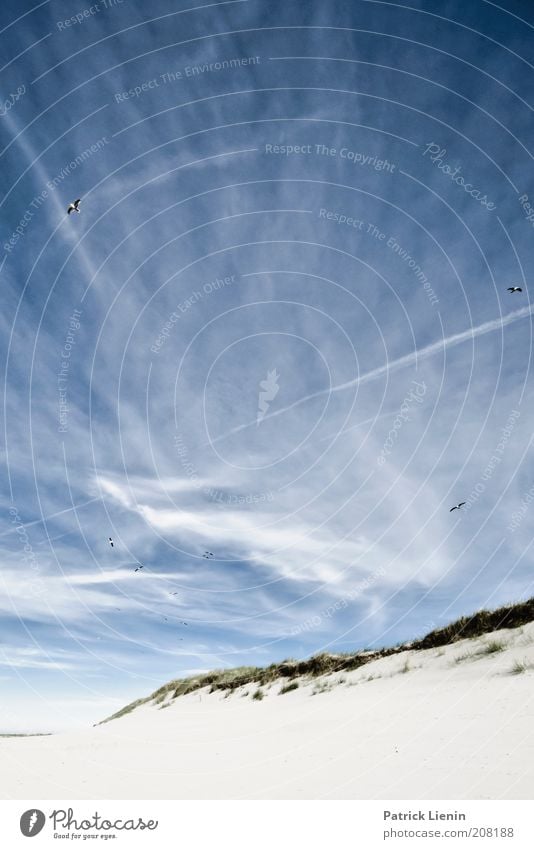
[510,658,534,675]
[279,681,299,694]
[454,639,506,666]
[454,651,475,664]
[99,596,534,724]
[480,640,506,655]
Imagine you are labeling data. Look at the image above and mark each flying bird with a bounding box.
[67,198,81,214]
[450,502,466,512]
[202,551,214,559]
[507,287,522,293]
[108,537,114,547]
[134,565,144,572]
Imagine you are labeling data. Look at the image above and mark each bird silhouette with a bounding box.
[450,502,466,512]
[134,565,144,572]
[202,551,214,559]
[108,537,114,547]
[67,198,81,214]
[507,286,522,293]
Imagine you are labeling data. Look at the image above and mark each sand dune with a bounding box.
[2,622,534,800]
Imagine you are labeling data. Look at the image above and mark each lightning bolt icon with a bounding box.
[28,811,37,833]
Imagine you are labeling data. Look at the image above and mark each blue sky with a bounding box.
[1,0,534,731]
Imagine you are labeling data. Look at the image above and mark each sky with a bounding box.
[1,0,534,732]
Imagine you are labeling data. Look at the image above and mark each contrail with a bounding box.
[1,497,101,538]
[208,305,534,446]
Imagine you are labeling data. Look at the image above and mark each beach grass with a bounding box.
[99,596,534,724]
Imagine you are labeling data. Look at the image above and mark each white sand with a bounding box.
[2,623,534,799]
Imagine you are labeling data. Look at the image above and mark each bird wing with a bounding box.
[517,288,523,292]
[74,199,81,206]
[67,205,74,214]
[458,502,466,507]
[450,506,457,511]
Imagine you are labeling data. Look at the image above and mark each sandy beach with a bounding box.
[1,622,533,800]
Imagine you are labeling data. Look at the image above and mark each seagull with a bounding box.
[450,502,466,512]
[67,198,81,215]
[169,592,179,596]
[108,537,114,547]
[134,565,144,572]
[507,287,522,293]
